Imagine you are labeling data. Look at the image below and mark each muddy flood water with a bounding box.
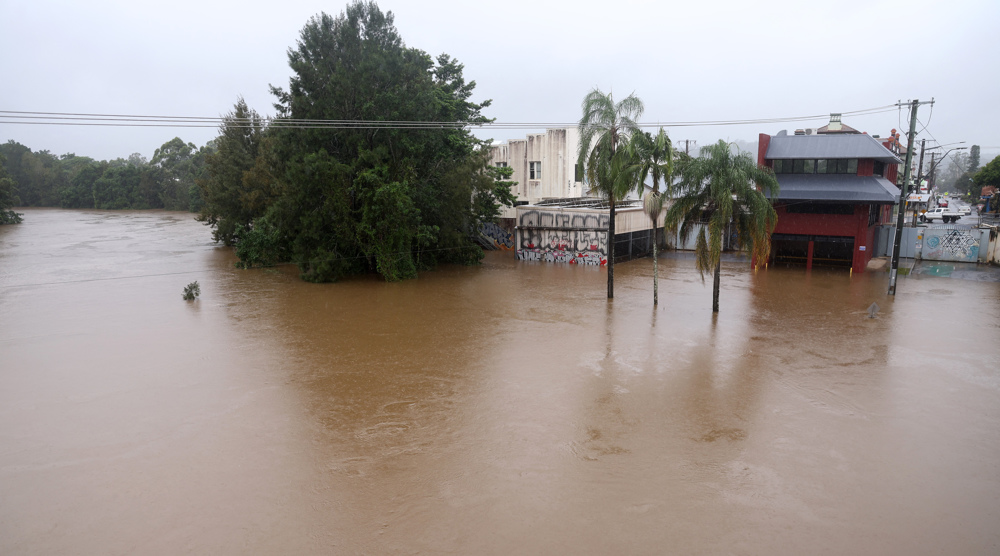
[1,208,999,554]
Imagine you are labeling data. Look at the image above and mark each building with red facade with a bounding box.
[758,120,902,273]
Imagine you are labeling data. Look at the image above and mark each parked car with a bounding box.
[960,205,972,215]
[921,206,962,223]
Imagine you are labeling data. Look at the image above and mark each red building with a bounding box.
[758,118,902,273]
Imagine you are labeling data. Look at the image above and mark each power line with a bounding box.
[0,105,899,131]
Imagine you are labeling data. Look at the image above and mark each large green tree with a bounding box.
[665,140,778,313]
[248,1,500,282]
[576,88,644,299]
[197,99,276,245]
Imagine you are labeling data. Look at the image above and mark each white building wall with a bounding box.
[490,127,585,205]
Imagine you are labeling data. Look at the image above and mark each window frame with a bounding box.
[529,161,542,180]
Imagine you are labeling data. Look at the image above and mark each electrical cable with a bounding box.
[0,105,899,131]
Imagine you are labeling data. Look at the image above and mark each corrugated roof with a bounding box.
[531,197,643,209]
[766,134,902,164]
[766,174,900,203]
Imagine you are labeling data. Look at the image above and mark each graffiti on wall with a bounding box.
[479,222,514,250]
[922,229,980,262]
[518,210,610,231]
[515,209,609,265]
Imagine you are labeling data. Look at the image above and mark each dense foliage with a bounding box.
[0,138,212,212]
[197,2,512,282]
[973,154,1000,212]
[0,152,23,224]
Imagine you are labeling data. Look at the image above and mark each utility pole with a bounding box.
[888,99,932,296]
[911,138,926,227]
[928,152,937,190]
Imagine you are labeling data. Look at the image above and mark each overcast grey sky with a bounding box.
[2,0,998,162]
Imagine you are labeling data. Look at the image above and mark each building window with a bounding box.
[529,161,542,179]
[833,159,858,174]
[574,163,583,182]
[873,161,885,177]
[495,161,508,168]
[774,158,860,175]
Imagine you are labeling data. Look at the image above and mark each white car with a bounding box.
[960,205,972,216]
[921,207,962,223]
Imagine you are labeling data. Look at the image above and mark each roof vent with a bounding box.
[794,129,806,135]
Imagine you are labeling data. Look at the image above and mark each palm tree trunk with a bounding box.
[712,260,721,313]
[652,234,658,305]
[608,198,615,299]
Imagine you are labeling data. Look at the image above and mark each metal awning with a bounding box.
[766,174,900,203]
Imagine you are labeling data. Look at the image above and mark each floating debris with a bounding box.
[867,302,880,319]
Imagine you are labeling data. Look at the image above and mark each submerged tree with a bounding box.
[643,190,664,304]
[665,140,778,313]
[263,2,501,282]
[197,98,276,246]
[182,281,201,301]
[577,88,644,299]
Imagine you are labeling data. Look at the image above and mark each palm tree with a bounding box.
[627,129,673,305]
[577,88,644,299]
[643,190,664,305]
[665,140,778,313]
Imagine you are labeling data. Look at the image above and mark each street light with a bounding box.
[926,146,968,191]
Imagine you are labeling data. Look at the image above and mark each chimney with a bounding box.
[827,113,843,132]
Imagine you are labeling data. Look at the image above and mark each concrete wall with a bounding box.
[920,227,988,263]
[876,226,995,263]
[514,205,665,265]
[985,227,1000,264]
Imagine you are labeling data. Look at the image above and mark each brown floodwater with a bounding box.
[1,208,999,554]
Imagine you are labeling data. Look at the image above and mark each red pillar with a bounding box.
[806,240,814,270]
[852,206,867,274]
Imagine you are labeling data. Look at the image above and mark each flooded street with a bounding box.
[2,208,999,554]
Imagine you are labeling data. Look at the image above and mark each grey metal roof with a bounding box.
[766,134,902,164]
[531,197,643,209]
[766,174,900,203]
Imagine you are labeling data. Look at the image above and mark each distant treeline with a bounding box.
[0,138,214,212]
